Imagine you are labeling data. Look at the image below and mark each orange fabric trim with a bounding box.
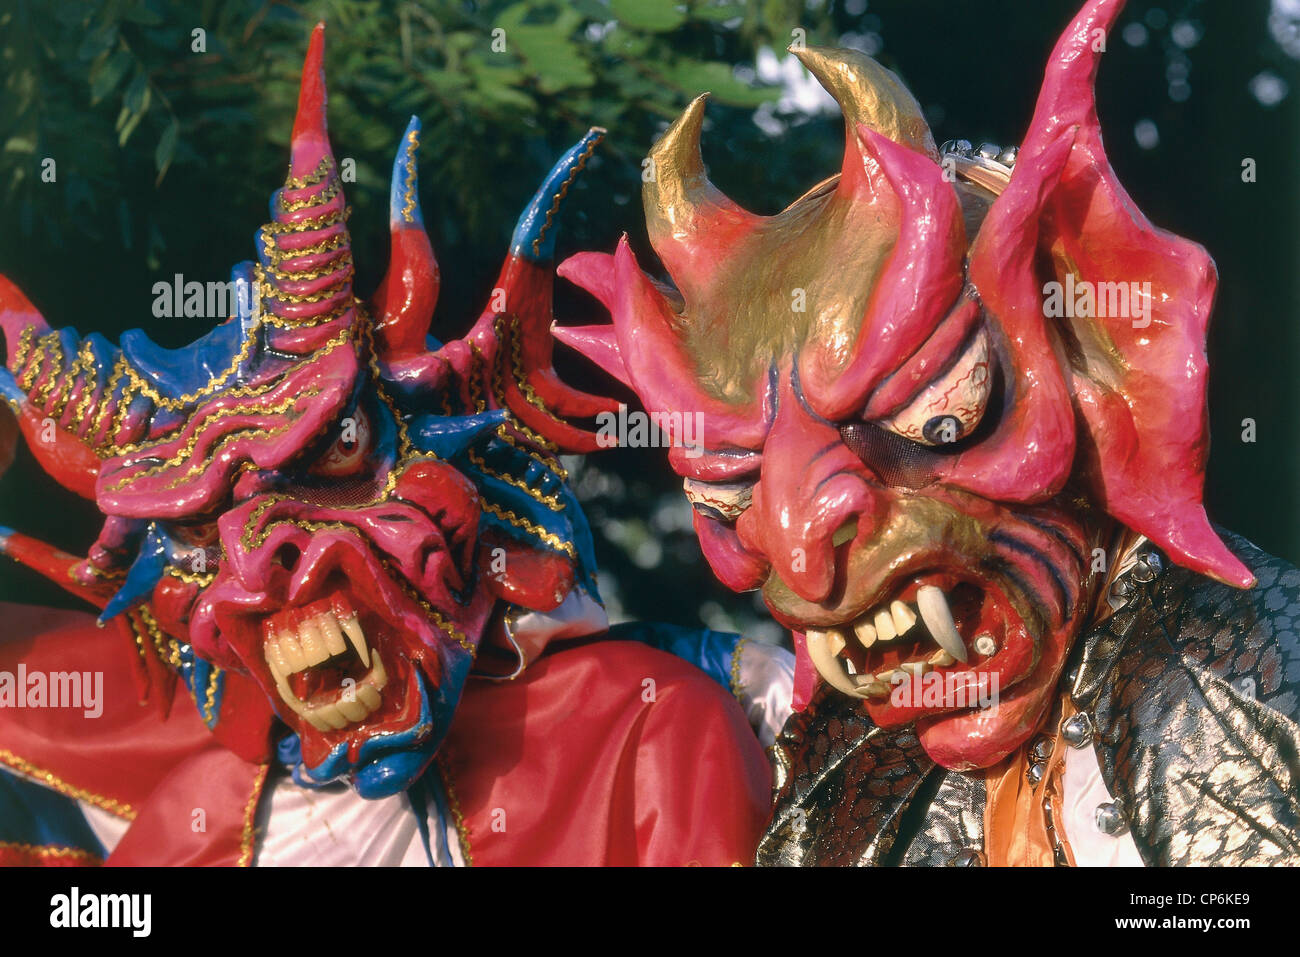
[982,694,1076,867]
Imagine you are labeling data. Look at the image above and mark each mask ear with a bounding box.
[976,0,1252,587]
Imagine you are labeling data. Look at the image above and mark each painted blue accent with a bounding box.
[408,409,507,460]
[231,261,259,338]
[294,646,473,799]
[179,652,224,729]
[459,437,601,597]
[510,127,604,263]
[0,767,107,859]
[120,318,245,404]
[0,525,13,548]
[99,522,169,623]
[389,116,425,229]
[607,622,742,693]
[425,768,457,865]
[0,366,24,406]
[277,733,303,769]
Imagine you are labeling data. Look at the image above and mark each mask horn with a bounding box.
[791,45,937,202]
[642,95,764,309]
[372,116,439,357]
[255,23,356,341]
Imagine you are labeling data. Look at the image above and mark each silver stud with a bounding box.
[1130,551,1163,582]
[1026,761,1045,787]
[977,142,1000,160]
[1095,801,1130,836]
[1061,712,1095,748]
[1110,577,1135,600]
[997,145,1019,166]
[948,848,986,866]
[1031,734,1055,762]
[954,138,973,155]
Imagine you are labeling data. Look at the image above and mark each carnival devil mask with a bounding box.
[557,0,1254,771]
[0,26,613,797]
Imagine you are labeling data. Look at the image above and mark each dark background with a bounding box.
[1,0,1296,643]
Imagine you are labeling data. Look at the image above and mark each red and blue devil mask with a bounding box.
[557,0,1255,771]
[0,25,617,797]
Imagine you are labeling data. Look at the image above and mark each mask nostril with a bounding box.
[273,542,301,571]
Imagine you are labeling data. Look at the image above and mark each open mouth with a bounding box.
[262,595,390,731]
[803,570,1038,725]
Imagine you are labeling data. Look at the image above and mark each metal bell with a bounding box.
[1061,712,1095,748]
[1030,735,1055,762]
[1095,801,1130,836]
[1027,761,1045,787]
[948,848,986,866]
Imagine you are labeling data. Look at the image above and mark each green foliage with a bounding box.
[0,0,838,291]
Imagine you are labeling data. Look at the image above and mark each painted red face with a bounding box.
[0,25,613,798]
[558,0,1254,771]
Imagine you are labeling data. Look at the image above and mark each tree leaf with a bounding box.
[154,120,178,185]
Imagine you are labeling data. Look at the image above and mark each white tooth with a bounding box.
[336,696,369,723]
[974,633,998,657]
[278,629,309,673]
[853,617,877,648]
[297,617,329,665]
[317,613,347,657]
[875,669,904,685]
[853,676,890,697]
[356,684,382,711]
[928,648,957,667]
[890,600,917,635]
[844,657,857,675]
[900,660,931,678]
[312,703,350,730]
[874,609,897,642]
[270,665,331,730]
[367,652,388,691]
[917,586,969,663]
[806,629,867,698]
[265,639,292,677]
[340,616,370,668]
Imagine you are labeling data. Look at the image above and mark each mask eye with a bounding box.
[683,477,753,522]
[877,329,992,447]
[310,408,372,477]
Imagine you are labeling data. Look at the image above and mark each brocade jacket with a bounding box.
[757,530,1300,866]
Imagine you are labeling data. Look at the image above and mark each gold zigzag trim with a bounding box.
[105,390,319,492]
[531,129,602,257]
[401,127,419,224]
[479,500,575,558]
[166,565,217,587]
[467,447,564,512]
[279,178,341,213]
[0,749,137,820]
[237,764,270,867]
[282,156,334,191]
[438,756,473,866]
[11,326,34,369]
[0,841,103,865]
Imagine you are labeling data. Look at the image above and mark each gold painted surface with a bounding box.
[640,47,946,404]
